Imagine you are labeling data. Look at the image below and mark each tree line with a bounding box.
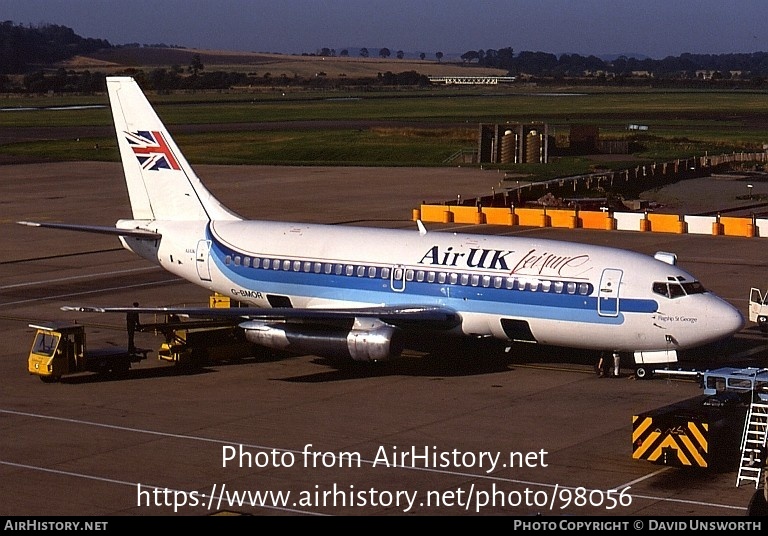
[461,47,768,78]
[0,21,110,74]
[4,21,768,93]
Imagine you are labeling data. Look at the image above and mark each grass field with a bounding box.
[1,83,767,178]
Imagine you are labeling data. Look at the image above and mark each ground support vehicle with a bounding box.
[633,367,768,474]
[155,293,257,366]
[632,349,678,379]
[749,287,768,332]
[27,321,149,382]
[156,322,256,365]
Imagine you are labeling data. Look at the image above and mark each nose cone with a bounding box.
[695,296,745,347]
[720,299,746,338]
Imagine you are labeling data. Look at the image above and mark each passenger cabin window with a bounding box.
[239,253,602,300]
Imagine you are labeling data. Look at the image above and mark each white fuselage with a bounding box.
[119,218,745,353]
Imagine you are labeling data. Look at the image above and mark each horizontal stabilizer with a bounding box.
[18,221,161,239]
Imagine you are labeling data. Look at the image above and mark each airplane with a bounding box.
[19,76,744,371]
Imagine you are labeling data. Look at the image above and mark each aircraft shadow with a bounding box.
[280,337,600,383]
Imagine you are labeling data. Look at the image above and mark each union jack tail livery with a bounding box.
[125,130,181,171]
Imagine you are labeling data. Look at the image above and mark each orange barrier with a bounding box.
[514,207,548,226]
[451,206,484,224]
[721,216,756,237]
[419,205,453,223]
[415,204,761,238]
[548,208,578,229]
[647,214,684,233]
[580,211,613,230]
[482,207,514,225]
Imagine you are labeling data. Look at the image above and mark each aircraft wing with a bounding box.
[18,221,161,239]
[61,304,461,330]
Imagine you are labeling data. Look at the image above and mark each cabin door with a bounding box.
[196,240,212,281]
[598,268,622,317]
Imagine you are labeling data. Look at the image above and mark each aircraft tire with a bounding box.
[634,366,653,380]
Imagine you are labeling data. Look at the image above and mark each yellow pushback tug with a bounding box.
[27,321,149,382]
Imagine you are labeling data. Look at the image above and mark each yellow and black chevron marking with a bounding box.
[632,415,709,467]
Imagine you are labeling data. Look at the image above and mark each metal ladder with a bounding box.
[736,402,768,487]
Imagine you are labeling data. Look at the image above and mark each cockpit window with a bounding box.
[682,281,706,294]
[668,283,686,298]
[653,278,707,299]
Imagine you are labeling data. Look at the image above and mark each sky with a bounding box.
[4,0,768,59]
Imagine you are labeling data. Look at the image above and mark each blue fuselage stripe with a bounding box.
[209,240,658,325]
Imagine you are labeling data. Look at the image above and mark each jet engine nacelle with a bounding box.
[240,318,403,362]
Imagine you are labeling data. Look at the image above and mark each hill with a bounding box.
[61,46,509,79]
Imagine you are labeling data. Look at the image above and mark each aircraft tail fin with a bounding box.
[106,76,240,222]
